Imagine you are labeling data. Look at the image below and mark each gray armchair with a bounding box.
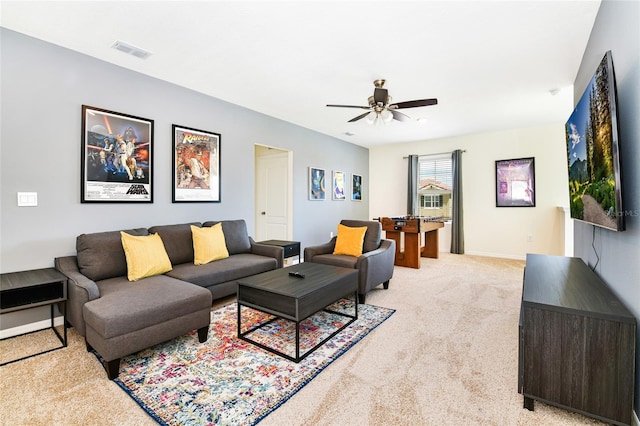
[304,220,395,304]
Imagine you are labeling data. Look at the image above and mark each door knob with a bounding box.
[261,211,266,215]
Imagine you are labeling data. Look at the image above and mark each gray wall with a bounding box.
[0,29,368,328]
[572,0,640,415]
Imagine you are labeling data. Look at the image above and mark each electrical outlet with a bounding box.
[330,231,334,238]
[527,234,533,242]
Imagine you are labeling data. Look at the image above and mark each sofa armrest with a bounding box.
[55,256,100,300]
[355,239,396,291]
[303,237,337,262]
[249,237,284,268]
[357,238,395,260]
[55,256,101,337]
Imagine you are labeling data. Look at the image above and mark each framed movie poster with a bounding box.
[172,125,221,202]
[495,157,535,207]
[352,174,362,201]
[81,105,153,203]
[308,167,326,200]
[332,171,346,200]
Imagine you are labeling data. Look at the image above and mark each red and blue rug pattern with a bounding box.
[112,299,395,425]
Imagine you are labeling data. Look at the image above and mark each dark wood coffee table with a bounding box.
[236,262,358,362]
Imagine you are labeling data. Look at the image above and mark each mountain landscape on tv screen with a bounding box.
[565,52,620,231]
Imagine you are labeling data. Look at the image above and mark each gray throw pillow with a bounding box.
[76,228,148,281]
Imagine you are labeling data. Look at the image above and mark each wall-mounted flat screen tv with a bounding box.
[565,50,624,232]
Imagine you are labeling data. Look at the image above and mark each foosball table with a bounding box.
[378,216,445,269]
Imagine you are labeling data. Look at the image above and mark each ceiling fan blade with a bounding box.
[390,110,411,122]
[348,111,372,123]
[326,104,370,109]
[390,98,438,109]
[373,88,388,104]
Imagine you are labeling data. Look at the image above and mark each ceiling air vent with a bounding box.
[111,40,152,59]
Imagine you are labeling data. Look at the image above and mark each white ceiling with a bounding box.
[0,1,601,148]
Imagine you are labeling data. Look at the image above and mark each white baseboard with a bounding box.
[0,316,65,340]
[463,250,526,261]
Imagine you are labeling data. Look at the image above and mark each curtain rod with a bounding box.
[403,149,466,159]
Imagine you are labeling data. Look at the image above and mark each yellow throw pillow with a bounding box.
[120,232,172,281]
[333,224,368,257]
[191,224,229,265]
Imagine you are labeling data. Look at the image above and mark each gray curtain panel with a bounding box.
[451,149,464,254]
[407,155,418,216]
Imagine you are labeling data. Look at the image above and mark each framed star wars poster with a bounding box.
[81,105,153,203]
[172,125,221,203]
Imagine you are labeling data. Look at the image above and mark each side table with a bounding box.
[0,268,68,366]
[257,240,301,265]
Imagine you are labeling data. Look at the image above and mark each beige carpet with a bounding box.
[0,254,607,425]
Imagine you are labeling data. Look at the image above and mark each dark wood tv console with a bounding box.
[518,254,636,426]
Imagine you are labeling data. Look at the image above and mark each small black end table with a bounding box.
[0,268,68,366]
[257,240,300,264]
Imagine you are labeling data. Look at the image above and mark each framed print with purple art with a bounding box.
[495,157,535,207]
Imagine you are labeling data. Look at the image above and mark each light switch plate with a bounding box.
[17,192,38,207]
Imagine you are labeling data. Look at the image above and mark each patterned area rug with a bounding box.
[112,300,395,425]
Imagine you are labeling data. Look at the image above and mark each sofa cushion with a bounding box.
[340,220,382,253]
[191,224,229,265]
[77,228,149,281]
[85,275,212,339]
[202,220,251,255]
[120,232,173,281]
[333,224,367,257]
[166,253,276,287]
[148,223,201,265]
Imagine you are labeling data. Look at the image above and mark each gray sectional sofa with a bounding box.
[55,219,283,379]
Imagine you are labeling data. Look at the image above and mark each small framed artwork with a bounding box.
[81,105,153,203]
[495,157,535,207]
[308,167,326,200]
[352,174,362,201]
[172,125,221,203]
[332,171,346,200]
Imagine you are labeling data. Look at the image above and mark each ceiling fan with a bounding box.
[326,79,438,124]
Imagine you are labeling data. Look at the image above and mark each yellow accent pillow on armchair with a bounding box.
[333,224,367,257]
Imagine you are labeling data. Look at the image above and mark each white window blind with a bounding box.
[419,155,452,186]
[418,154,452,218]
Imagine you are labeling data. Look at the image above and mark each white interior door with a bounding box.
[255,147,291,241]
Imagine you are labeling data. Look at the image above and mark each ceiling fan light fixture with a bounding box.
[366,112,376,124]
[326,79,438,124]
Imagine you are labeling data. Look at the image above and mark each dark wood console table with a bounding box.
[0,268,68,366]
[379,217,444,268]
[519,254,636,426]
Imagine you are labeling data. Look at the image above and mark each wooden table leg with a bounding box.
[421,229,440,259]
[387,230,421,268]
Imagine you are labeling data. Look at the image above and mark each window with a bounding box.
[417,154,452,219]
[420,194,443,208]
